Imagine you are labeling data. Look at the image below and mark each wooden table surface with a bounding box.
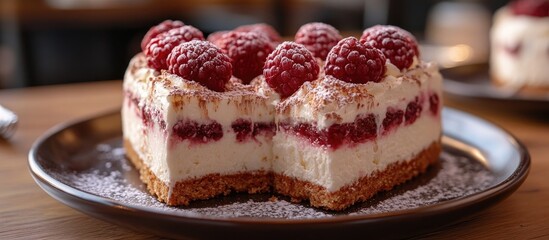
[0,80,548,239]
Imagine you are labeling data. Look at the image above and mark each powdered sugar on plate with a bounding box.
[49,137,495,219]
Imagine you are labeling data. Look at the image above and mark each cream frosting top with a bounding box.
[123,54,275,126]
[271,60,442,129]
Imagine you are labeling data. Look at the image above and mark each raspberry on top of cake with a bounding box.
[122,21,442,211]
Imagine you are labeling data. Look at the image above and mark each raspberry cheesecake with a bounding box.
[490,0,549,92]
[122,21,443,210]
[124,26,275,205]
[268,27,442,210]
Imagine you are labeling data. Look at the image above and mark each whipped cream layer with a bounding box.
[122,54,274,185]
[276,62,442,128]
[491,7,549,89]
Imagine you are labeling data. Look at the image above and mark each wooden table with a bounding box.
[0,80,548,239]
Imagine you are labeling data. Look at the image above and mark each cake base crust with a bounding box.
[491,75,549,95]
[124,139,272,206]
[273,141,441,211]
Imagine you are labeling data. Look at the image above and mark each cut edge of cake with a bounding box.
[125,138,441,210]
[124,139,273,206]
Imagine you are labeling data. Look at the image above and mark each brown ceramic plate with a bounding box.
[442,64,549,112]
[29,108,529,239]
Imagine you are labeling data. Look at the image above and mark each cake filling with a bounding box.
[278,92,440,150]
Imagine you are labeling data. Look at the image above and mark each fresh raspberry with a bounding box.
[263,42,319,98]
[207,30,229,45]
[511,0,549,17]
[295,22,342,60]
[167,40,232,92]
[144,34,182,70]
[166,26,205,42]
[144,25,204,70]
[362,25,420,57]
[234,23,282,44]
[325,37,387,84]
[215,32,274,84]
[360,25,419,70]
[141,20,185,52]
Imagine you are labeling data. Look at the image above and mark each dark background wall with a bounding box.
[0,0,509,89]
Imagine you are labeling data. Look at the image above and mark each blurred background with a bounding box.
[0,0,508,89]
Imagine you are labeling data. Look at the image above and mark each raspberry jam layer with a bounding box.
[170,119,275,145]
[126,92,275,145]
[231,119,276,142]
[280,113,377,150]
[404,96,423,125]
[126,91,167,130]
[127,89,439,149]
[382,107,404,135]
[280,93,440,150]
[173,120,224,143]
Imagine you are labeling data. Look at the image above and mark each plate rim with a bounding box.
[28,107,531,226]
[441,64,549,103]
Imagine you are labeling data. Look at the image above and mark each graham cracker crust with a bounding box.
[124,139,272,206]
[273,141,441,211]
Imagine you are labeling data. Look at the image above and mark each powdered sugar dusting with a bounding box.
[351,152,495,215]
[48,137,495,219]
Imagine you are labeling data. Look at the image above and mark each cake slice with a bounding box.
[490,0,549,92]
[122,21,442,211]
[123,40,275,205]
[264,32,442,210]
[272,64,442,210]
